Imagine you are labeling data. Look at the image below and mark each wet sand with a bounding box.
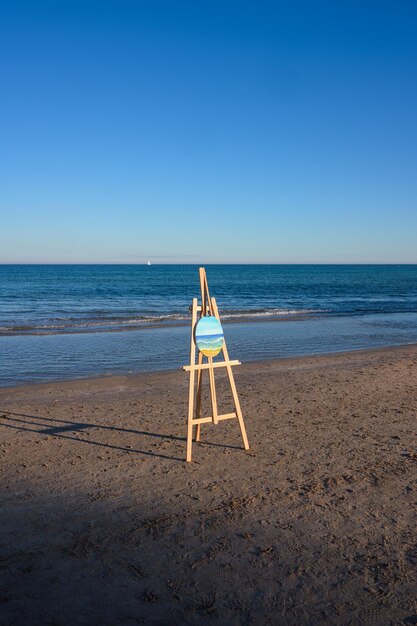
[0,345,416,625]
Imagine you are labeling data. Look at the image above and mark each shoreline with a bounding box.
[1,341,417,392]
[2,310,417,388]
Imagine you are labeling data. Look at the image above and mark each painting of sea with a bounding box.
[195,315,224,357]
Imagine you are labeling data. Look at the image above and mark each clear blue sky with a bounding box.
[1,1,416,263]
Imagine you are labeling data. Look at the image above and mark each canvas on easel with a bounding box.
[182,267,249,462]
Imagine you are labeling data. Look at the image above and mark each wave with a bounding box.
[195,333,224,341]
[196,338,224,350]
[221,308,323,319]
[0,307,327,336]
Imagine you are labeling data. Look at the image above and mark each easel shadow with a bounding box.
[0,411,241,462]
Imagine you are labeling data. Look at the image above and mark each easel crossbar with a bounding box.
[183,360,240,372]
[192,412,237,425]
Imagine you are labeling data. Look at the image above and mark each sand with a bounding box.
[0,345,416,625]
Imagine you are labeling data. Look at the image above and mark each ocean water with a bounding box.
[1,264,417,386]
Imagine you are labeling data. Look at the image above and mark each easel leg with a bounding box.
[227,365,249,449]
[210,296,249,451]
[195,351,203,442]
[208,357,219,425]
[186,297,198,462]
[187,368,195,462]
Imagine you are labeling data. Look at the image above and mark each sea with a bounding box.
[1,264,417,386]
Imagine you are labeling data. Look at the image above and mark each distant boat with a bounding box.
[147,260,151,266]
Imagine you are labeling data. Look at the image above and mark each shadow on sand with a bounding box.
[0,411,242,462]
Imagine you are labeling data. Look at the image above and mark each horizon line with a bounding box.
[1,262,417,266]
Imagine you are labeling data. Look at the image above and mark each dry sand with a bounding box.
[0,345,416,625]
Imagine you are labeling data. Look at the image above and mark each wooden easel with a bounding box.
[182,267,249,462]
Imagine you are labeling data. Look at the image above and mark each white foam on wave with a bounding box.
[0,308,327,335]
[221,308,323,319]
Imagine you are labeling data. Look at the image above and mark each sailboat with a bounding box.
[147,260,151,266]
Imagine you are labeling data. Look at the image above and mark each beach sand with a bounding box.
[0,345,416,625]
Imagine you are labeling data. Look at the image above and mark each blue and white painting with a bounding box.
[195,315,224,357]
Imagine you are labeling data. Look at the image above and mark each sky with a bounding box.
[1,1,416,264]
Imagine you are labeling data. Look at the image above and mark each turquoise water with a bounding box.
[1,265,416,385]
[196,334,224,351]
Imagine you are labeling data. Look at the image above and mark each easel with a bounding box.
[182,268,249,462]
